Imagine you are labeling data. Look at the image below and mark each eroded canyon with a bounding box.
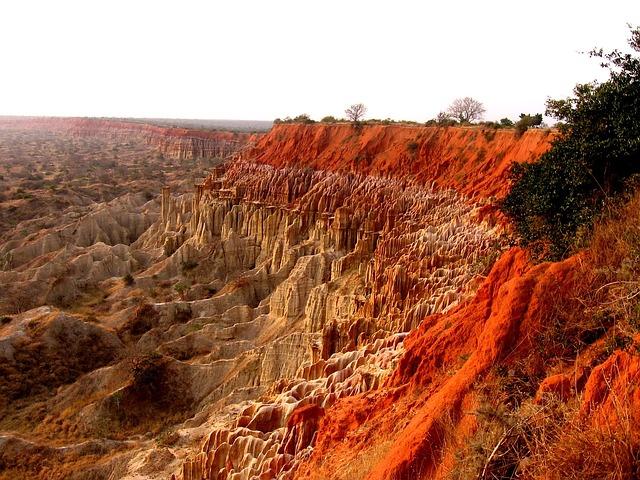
[2,118,635,480]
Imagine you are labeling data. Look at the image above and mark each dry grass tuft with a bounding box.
[448,389,640,479]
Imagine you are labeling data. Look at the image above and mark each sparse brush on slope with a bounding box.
[447,189,640,480]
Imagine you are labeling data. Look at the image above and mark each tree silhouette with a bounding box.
[345,103,368,123]
[447,97,485,123]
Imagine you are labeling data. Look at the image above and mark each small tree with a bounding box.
[501,26,640,258]
[293,114,315,124]
[174,281,188,299]
[436,111,457,126]
[345,103,368,123]
[514,113,543,135]
[447,97,486,123]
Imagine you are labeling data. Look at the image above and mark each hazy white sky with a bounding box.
[1,0,638,121]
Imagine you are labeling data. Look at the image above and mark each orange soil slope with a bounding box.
[295,248,581,479]
[247,124,556,199]
[296,244,640,480]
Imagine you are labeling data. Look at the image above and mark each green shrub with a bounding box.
[501,26,640,259]
[293,114,315,124]
[173,281,189,297]
[500,117,514,127]
[436,111,458,127]
[514,113,543,136]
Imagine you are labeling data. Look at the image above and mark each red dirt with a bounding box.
[296,248,583,480]
[247,124,556,199]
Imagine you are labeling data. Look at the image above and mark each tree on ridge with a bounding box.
[447,97,486,123]
[345,103,368,124]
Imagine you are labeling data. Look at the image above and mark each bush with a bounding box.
[128,352,166,396]
[275,114,316,124]
[321,115,338,123]
[514,113,543,136]
[122,273,134,286]
[180,260,198,273]
[502,26,640,259]
[173,281,189,298]
[406,141,419,154]
[500,117,514,127]
[119,303,159,337]
[436,111,458,127]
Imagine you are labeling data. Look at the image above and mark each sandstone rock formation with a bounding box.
[0,193,157,312]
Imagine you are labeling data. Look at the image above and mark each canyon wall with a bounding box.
[170,125,636,480]
[9,120,622,480]
[246,124,555,198]
[0,117,256,160]
[163,124,545,479]
[156,158,504,479]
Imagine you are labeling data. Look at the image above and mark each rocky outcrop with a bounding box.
[293,249,582,480]
[0,193,157,312]
[181,334,406,480]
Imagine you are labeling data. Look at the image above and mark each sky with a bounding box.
[1,0,639,122]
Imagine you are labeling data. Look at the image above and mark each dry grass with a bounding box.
[447,388,640,479]
[447,192,640,479]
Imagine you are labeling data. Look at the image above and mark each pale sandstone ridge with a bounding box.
[0,193,157,312]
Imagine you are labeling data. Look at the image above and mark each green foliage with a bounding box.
[173,281,188,296]
[435,111,458,127]
[514,113,543,135]
[500,117,514,127]
[321,115,338,123]
[502,26,640,259]
[293,113,315,124]
[274,114,315,124]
